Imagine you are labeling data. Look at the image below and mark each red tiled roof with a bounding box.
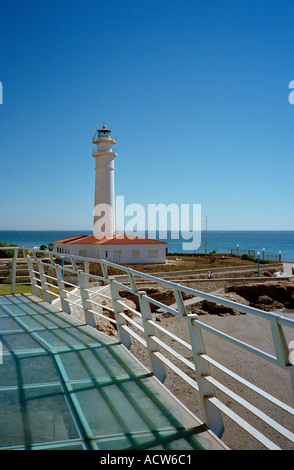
[55,233,167,245]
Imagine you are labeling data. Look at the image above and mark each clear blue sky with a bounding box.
[1,0,294,231]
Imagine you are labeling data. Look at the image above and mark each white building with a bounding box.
[55,124,167,264]
[55,233,167,264]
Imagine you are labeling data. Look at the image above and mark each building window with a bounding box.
[148,249,158,258]
[113,250,122,261]
[79,250,88,257]
[132,250,140,258]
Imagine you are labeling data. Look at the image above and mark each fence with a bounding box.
[230,248,281,262]
[1,246,294,450]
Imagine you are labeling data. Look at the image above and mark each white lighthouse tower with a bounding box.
[55,123,167,263]
[92,123,117,238]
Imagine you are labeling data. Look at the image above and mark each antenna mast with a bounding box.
[204,215,209,253]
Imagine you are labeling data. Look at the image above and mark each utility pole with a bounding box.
[204,215,209,253]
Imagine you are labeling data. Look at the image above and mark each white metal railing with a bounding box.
[1,246,294,450]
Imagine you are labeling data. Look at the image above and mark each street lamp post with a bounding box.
[237,244,239,255]
[279,251,282,262]
[257,251,260,278]
[262,248,265,260]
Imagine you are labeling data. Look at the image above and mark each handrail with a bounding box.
[1,245,294,450]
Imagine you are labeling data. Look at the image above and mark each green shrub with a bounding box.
[0,242,22,258]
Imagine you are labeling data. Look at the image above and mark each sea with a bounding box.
[0,230,293,260]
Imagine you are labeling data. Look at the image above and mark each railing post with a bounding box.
[138,291,166,383]
[10,247,17,295]
[271,320,294,392]
[26,252,40,298]
[100,262,109,286]
[70,255,78,272]
[101,262,131,345]
[173,287,187,316]
[172,286,225,436]
[84,261,90,288]
[37,260,52,304]
[55,265,71,314]
[187,317,225,438]
[127,271,138,293]
[61,257,64,280]
[108,277,132,350]
[77,270,96,328]
[271,320,292,367]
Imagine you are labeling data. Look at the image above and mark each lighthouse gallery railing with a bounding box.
[2,246,294,450]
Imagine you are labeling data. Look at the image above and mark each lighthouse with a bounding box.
[92,123,117,238]
[55,123,167,263]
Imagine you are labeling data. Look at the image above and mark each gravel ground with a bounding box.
[150,312,294,450]
[124,283,294,451]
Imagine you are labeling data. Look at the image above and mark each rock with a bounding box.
[95,318,117,336]
[250,295,284,311]
[120,298,137,314]
[100,296,137,320]
[256,295,274,305]
[189,299,240,316]
[119,287,193,314]
[226,282,294,308]
[186,291,250,316]
[219,292,250,306]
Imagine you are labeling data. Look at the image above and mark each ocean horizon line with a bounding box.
[1,229,293,259]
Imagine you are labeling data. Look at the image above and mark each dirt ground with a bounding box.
[88,253,262,277]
